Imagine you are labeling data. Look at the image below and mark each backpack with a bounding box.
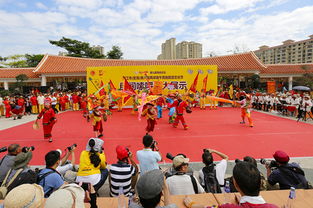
[36,168,60,198]
[0,168,23,199]
[202,165,221,193]
[278,166,311,189]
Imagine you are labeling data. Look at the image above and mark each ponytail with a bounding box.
[88,139,101,168]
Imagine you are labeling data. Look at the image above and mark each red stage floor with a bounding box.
[1,108,313,165]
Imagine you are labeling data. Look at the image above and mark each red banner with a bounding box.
[267,81,276,94]
[189,72,199,93]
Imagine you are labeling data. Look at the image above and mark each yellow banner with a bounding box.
[87,65,217,104]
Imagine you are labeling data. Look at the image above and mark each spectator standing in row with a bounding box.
[199,149,228,193]
[37,93,45,113]
[136,134,162,176]
[37,150,64,198]
[0,144,21,184]
[109,145,138,197]
[166,155,204,195]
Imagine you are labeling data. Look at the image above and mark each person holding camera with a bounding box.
[199,149,228,193]
[0,144,22,184]
[266,150,309,190]
[76,138,108,193]
[37,150,65,198]
[136,134,162,176]
[109,145,138,197]
[166,155,204,195]
[0,147,36,199]
[55,144,77,176]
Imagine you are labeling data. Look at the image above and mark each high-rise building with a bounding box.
[157,38,202,60]
[58,51,68,56]
[158,38,176,60]
[254,35,313,64]
[92,45,105,56]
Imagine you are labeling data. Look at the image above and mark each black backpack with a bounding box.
[6,168,37,194]
[202,165,221,193]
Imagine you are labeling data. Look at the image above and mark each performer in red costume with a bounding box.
[3,97,12,118]
[141,103,157,134]
[36,100,57,142]
[170,94,189,130]
[90,105,104,138]
[80,94,88,118]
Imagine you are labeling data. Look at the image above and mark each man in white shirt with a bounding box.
[136,134,162,176]
[199,149,228,193]
[37,93,45,113]
[166,155,205,195]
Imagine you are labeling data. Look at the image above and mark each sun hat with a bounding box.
[136,169,164,199]
[13,151,32,169]
[173,155,189,168]
[4,184,44,208]
[45,183,85,208]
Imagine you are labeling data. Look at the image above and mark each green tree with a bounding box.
[294,65,313,89]
[25,54,44,67]
[106,46,123,59]
[15,74,29,92]
[49,37,105,58]
[0,54,27,68]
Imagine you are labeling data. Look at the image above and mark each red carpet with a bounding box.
[1,108,313,165]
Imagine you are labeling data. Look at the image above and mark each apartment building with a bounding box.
[254,35,313,64]
[157,38,202,60]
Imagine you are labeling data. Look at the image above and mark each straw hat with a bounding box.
[4,184,44,208]
[45,183,85,208]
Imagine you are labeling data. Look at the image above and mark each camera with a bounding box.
[22,146,35,153]
[166,153,187,161]
[150,140,158,151]
[67,144,77,151]
[260,158,278,168]
[0,147,7,153]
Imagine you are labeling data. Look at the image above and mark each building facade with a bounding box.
[158,38,202,60]
[254,35,313,64]
[176,41,202,59]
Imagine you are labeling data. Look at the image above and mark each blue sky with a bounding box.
[0,0,313,59]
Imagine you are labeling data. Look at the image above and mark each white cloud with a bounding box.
[36,2,48,10]
[200,0,264,15]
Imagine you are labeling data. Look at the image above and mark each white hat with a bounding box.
[45,183,85,208]
[4,184,44,208]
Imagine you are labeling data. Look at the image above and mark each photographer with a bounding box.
[199,149,228,193]
[56,144,77,176]
[266,150,309,189]
[1,147,36,198]
[110,145,138,197]
[136,134,162,175]
[0,144,21,184]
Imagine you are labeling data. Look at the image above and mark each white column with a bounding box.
[288,76,293,91]
[4,81,9,90]
[41,75,47,86]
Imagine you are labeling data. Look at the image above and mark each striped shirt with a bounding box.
[109,162,136,197]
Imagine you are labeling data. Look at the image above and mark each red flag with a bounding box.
[99,80,106,96]
[123,77,136,95]
[189,72,199,93]
[109,80,116,91]
[202,74,208,92]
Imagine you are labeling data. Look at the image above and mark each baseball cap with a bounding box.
[173,155,189,168]
[116,145,129,160]
[273,150,290,163]
[136,169,164,199]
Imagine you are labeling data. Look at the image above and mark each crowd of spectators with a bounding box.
[0,133,311,208]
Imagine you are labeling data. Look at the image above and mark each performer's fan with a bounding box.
[33,121,40,130]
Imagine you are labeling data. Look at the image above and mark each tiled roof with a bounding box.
[0,68,39,78]
[34,52,266,74]
[261,64,313,74]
